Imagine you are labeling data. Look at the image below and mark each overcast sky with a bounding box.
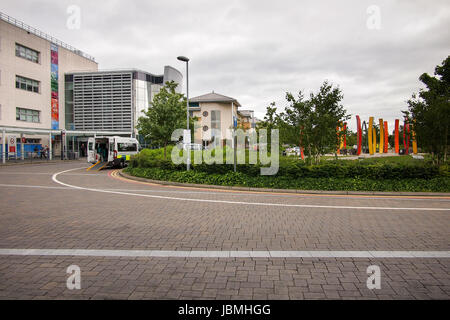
[2,0,449,131]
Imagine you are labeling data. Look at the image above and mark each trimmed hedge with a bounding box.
[130,151,444,180]
[124,167,450,192]
[126,148,449,192]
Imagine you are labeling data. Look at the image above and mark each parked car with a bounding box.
[183,143,203,151]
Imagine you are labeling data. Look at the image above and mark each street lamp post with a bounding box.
[177,56,190,171]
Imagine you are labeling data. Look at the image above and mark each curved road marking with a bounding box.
[111,169,450,200]
[110,170,450,201]
[52,167,450,211]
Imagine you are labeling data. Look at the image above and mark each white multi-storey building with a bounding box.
[0,12,182,160]
[65,67,182,136]
[0,11,98,155]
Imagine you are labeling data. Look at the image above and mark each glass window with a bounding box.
[210,110,221,144]
[211,110,221,130]
[16,75,39,93]
[15,43,40,63]
[117,143,137,152]
[16,107,40,123]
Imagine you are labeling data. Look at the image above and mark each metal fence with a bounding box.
[0,151,80,164]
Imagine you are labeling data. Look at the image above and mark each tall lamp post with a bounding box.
[177,56,190,171]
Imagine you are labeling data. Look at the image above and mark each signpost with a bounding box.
[8,135,16,153]
[184,129,191,167]
[7,135,17,159]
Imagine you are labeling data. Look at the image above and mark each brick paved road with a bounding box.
[0,161,449,299]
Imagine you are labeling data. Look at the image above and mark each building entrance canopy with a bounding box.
[1,125,132,163]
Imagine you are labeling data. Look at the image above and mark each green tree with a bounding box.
[256,102,280,152]
[280,81,350,164]
[137,81,187,160]
[403,56,450,164]
[346,130,357,149]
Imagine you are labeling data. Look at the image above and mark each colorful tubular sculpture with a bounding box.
[336,126,340,154]
[379,119,384,154]
[395,119,400,153]
[336,123,347,154]
[412,123,418,154]
[368,117,374,155]
[372,127,377,153]
[403,119,410,154]
[406,123,410,154]
[384,121,388,153]
[356,115,362,155]
[343,123,347,149]
[355,116,416,156]
[403,119,410,155]
[299,128,305,160]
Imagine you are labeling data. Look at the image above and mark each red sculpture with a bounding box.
[395,119,399,153]
[384,121,388,153]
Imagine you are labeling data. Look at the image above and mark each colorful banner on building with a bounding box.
[50,43,59,129]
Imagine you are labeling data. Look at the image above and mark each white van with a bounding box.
[87,136,140,169]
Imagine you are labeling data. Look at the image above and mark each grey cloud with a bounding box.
[1,0,449,131]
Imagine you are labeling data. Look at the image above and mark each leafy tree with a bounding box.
[256,102,281,152]
[346,131,357,149]
[279,81,350,164]
[137,81,187,160]
[403,56,450,164]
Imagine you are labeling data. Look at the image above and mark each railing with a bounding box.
[0,11,96,62]
[0,151,81,164]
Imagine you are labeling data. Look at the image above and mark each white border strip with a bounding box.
[0,249,449,258]
[1,183,449,202]
[52,168,450,211]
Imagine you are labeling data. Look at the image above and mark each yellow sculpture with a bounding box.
[368,117,374,155]
[412,128,418,154]
[373,128,377,153]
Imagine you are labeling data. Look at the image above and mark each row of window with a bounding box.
[15,43,40,63]
[14,43,41,97]
[16,75,40,93]
[16,107,40,123]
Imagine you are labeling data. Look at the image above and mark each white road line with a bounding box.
[0,172,102,176]
[0,184,70,190]
[0,248,449,258]
[51,167,450,211]
[0,181,449,202]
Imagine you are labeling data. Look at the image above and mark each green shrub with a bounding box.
[129,148,444,183]
[124,167,450,192]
